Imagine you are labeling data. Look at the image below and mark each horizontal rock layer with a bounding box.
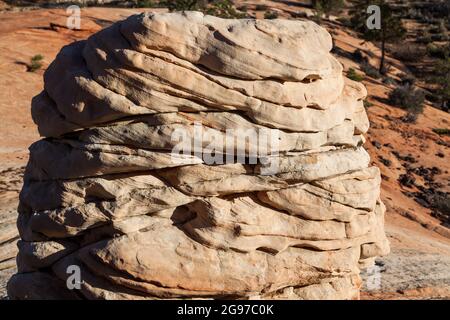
[8,12,388,300]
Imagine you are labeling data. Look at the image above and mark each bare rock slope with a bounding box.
[7,12,388,299]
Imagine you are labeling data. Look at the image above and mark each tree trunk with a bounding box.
[379,37,386,74]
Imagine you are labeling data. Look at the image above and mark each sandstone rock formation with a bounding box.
[7,11,389,300]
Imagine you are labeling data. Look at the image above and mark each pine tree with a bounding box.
[349,0,406,74]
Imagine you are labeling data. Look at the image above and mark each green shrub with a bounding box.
[417,34,433,44]
[363,99,373,108]
[432,128,450,136]
[346,68,364,82]
[313,0,344,18]
[436,195,450,214]
[361,62,381,79]
[429,58,450,107]
[426,43,449,59]
[135,0,158,7]
[428,21,449,40]
[389,84,425,121]
[237,5,247,12]
[28,54,43,72]
[264,10,278,19]
[379,62,392,75]
[163,0,205,11]
[383,76,396,85]
[393,43,425,62]
[431,33,449,42]
[336,16,351,27]
[399,73,417,85]
[203,0,246,18]
[428,24,443,35]
[431,193,450,226]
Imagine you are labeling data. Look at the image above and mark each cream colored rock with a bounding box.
[121,12,335,81]
[25,139,202,180]
[258,167,380,222]
[265,276,361,300]
[73,222,360,298]
[76,112,358,154]
[9,12,388,300]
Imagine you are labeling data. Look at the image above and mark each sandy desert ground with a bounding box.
[0,1,449,299]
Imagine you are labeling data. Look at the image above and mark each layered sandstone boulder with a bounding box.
[7,12,389,300]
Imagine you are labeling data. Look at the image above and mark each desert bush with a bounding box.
[431,33,449,42]
[346,68,364,82]
[389,84,425,121]
[336,16,351,27]
[399,73,416,86]
[438,19,449,34]
[361,62,381,79]
[426,43,449,59]
[28,54,43,72]
[363,99,373,108]
[405,7,420,19]
[312,0,344,17]
[436,195,450,214]
[417,14,439,25]
[203,0,246,18]
[432,194,450,226]
[428,24,442,34]
[160,0,246,18]
[416,34,433,44]
[163,0,205,11]
[393,43,425,62]
[432,128,450,136]
[135,0,158,7]
[264,10,278,19]
[237,5,247,12]
[383,76,396,85]
[255,4,267,11]
[428,20,449,38]
[428,58,450,109]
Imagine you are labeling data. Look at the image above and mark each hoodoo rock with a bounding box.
[7,12,389,300]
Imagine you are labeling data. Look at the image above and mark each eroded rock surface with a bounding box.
[7,11,389,300]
